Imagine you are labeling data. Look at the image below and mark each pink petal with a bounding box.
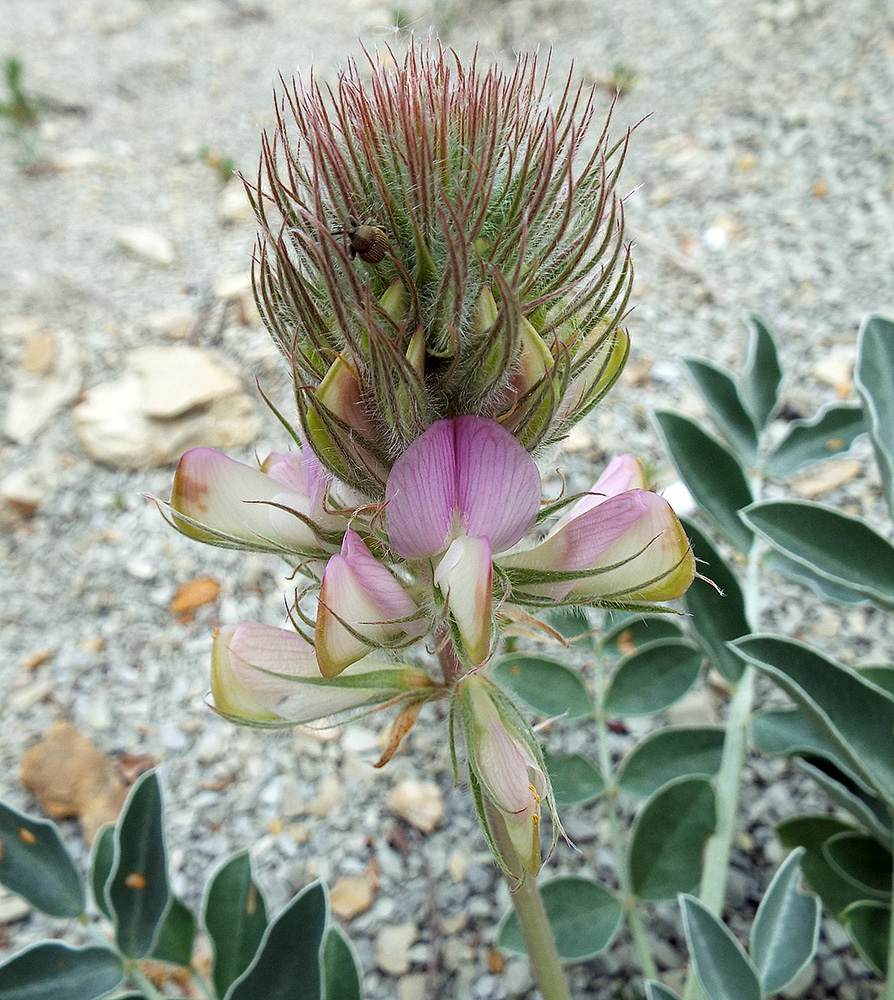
[171,447,321,550]
[214,622,424,724]
[434,535,493,665]
[262,451,308,493]
[500,490,694,601]
[385,419,459,558]
[316,530,423,677]
[453,416,542,553]
[385,417,541,559]
[551,454,646,534]
[340,529,421,627]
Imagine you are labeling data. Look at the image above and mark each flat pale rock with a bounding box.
[794,459,863,498]
[387,779,444,833]
[1,466,51,525]
[375,922,417,976]
[73,346,259,468]
[20,721,128,844]
[329,874,376,920]
[142,306,197,340]
[115,226,175,266]
[667,687,719,727]
[4,330,81,444]
[212,273,261,326]
[130,345,241,419]
[397,974,427,1000]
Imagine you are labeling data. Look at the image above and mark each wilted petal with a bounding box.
[552,454,646,533]
[316,529,423,677]
[171,448,329,552]
[386,416,541,559]
[501,490,694,602]
[212,622,431,726]
[434,535,493,666]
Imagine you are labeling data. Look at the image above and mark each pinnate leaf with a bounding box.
[679,895,762,1000]
[629,777,716,901]
[855,313,894,520]
[654,411,753,552]
[107,770,170,959]
[225,881,326,1000]
[203,850,269,1000]
[0,942,123,1000]
[605,640,703,717]
[742,501,894,608]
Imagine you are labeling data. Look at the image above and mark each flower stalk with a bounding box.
[484,799,574,1000]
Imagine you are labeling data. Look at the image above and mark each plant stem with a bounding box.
[126,962,167,1000]
[435,625,465,685]
[695,665,755,918]
[485,800,574,1000]
[594,659,658,980]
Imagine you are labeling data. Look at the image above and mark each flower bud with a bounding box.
[316,529,425,677]
[168,447,341,556]
[455,674,556,877]
[212,622,433,727]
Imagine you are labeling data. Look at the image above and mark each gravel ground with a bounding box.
[1,0,892,997]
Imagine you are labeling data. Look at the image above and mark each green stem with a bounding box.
[125,962,167,1000]
[485,800,574,1000]
[594,666,658,980]
[695,664,755,917]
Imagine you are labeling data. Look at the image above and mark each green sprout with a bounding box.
[0,57,41,127]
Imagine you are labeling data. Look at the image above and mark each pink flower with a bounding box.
[168,446,342,555]
[455,674,555,877]
[385,416,542,665]
[211,622,433,727]
[499,453,694,605]
[316,528,426,678]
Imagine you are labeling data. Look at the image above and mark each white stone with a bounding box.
[387,779,444,833]
[667,687,719,727]
[397,973,427,1000]
[129,346,241,419]
[73,346,259,468]
[4,330,81,444]
[142,307,197,340]
[375,922,417,975]
[0,894,31,924]
[218,179,255,224]
[115,226,175,266]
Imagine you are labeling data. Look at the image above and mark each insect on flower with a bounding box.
[334,215,390,263]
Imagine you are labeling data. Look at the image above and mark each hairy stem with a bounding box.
[435,625,466,685]
[484,800,574,1000]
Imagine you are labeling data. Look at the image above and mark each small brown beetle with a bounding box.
[335,215,390,264]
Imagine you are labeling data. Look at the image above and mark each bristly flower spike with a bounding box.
[248,41,634,497]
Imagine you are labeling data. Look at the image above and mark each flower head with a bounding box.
[251,42,632,493]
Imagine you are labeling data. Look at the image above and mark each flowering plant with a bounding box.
[158,42,694,999]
